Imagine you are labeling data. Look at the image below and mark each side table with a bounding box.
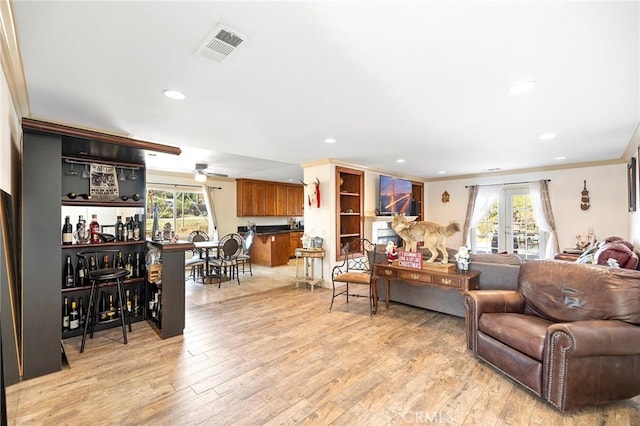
[295,248,325,290]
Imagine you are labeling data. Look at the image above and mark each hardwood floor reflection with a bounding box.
[6,261,640,425]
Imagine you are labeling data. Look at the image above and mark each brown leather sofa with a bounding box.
[464,260,640,411]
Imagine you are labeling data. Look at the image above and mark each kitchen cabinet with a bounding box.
[251,232,291,266]
[237,179,304,217]
[289,231,303,257]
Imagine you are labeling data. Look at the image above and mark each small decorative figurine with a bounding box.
[441,191,450,203]
[455,245,470,272]
[385,241,398,263]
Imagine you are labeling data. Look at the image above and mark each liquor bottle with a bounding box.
[89,214,100,244]
[126,217,134,241]
[133,289,141,316]
[102,255,110,269]
[107,293,116,319]
[115,251,124,269]
[133,252,141,278]
[126,289,132,313]
[78,296,85,326]
[69,299,79,330]
[62,215,73,245]
[132,214,141,241]
[115,215,125,241]
[99,291,107,321]
[125,253,133,276]
[63,255,75,288]
[62,297,70,331]
[75,256,87,287]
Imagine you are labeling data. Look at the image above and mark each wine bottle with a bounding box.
[63,255,75,288]
[149,291,156,320]
[107,293,115,319]
[89,214,100,244]
[115,215,125,242]
[75,256,87,286]
[152,203,160,240]
[62,296,70,331]
[89,255,98,271]
[133,214,141,241]
[102,255,110,269]
[133,252,141,278]
[125,253,133,276]
[62,215,73,245]
[99,291,107,321]
[115,251,124,269]
[126,289,132,313]
[69,299,79,330]
[78,296,85,326]
[126,217,134,241]
[157,290,162,329]
[133,289,140,316]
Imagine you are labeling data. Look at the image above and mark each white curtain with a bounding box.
[529,180,559,259]
[464,185,500,246]
[202,185,219,241]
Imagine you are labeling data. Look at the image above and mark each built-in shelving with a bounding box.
[336,166,364,261]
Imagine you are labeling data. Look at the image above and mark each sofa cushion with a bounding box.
[479,313,552,360]
[471,253,522,265]
[519,260,640,325]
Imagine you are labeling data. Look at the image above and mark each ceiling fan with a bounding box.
[194,163,228,182]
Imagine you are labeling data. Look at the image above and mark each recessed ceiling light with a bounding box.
[437,170,446,175]
[396,159,406,163]
[509,80,536,94]
[487,167,502,172]
[555,156,566,161]
[539,133,556,140]
[163,89,186,100]
[323,138,336,144]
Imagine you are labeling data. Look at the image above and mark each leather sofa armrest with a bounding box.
[546,320,640,358]
[464,290,525,353]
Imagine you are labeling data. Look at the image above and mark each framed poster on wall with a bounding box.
[628,156,637,212]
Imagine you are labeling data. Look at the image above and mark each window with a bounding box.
[471,187,543,260]
[146,188,209,239]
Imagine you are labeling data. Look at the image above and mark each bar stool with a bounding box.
[78,251,131,353]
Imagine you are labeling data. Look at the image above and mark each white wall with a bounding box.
[0,62,20,194]
[425,163,629,251]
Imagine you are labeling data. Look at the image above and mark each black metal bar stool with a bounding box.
[77,250,131,353]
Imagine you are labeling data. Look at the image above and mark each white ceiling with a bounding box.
[13,1,640,183]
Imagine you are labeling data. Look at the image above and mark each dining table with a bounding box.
[192,240,226,283]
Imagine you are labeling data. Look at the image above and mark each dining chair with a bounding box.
[329,238,380,317]
[208,233,242,287]
[237,229,255,276]
[185,230,209,282]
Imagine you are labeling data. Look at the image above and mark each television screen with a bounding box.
[379,175,413,214]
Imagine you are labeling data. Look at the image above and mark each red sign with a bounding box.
[398,251,422,269]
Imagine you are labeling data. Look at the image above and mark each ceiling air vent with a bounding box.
[195,24,248,62]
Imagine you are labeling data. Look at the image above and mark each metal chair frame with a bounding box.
[77,250,131,353]
[329,238,379,317]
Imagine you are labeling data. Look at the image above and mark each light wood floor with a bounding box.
[6,261,640,425]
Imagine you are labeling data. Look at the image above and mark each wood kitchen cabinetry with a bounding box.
[252,232,291,266]
[336,166,364,261]
[289,231,303,257]
[237,179,304,217]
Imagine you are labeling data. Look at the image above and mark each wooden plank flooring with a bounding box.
[6,262,640,425]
